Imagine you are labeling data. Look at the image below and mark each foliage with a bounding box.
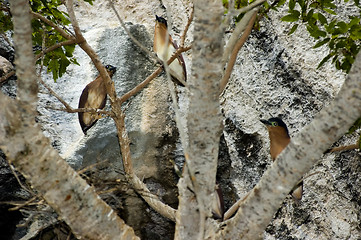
[0,0,93,81]
[223,0,361,73]
[280,0,361,73]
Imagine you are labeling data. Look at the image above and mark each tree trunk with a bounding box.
[175,1,224,239]
[0,1,139,239]
[218,51,361,239]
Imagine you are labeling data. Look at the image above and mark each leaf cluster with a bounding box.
[0,0,93,81]
[281,0,361,72]
[0,1,13,33]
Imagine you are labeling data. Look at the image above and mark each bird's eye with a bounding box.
[271,122,278,126]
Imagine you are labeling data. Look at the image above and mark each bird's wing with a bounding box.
[78,84,90,133]
[171,37,187,81]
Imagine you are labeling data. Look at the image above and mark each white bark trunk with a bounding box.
[175,1,224,239]
[218,52,361,239]
[1,1,139,239]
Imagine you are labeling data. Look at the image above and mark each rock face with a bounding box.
[1,1,361,240]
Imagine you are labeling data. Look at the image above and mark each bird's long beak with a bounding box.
[260,119,270,125]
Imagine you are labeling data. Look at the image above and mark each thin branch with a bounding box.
[39,77,73,110]
[113,108,177,221]
[118,46,191,104]
[30,11,75,40]
[180,6,194,47]
[48,106,112,115]
[220,9,258,94]
[0,69,15,85]
[221,6,261,68]
[8,196,39,211]
[9,163,36,196]
[35,39,77,60]
[237,0,266,14]
[1,40,77,86]
[65,0,117,104]
[107,0,159,63]
[223,192,250,221]
[326,143,359,153]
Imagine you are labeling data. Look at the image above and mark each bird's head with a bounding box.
[105,65,117,77]
[155,15,168,28]
[261,117,290,138]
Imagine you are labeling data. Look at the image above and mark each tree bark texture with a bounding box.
[175,0,224,239]
[1,1,139,239]
[218,52,361,239]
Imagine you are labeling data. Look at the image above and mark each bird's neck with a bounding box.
[154,24,172,60]
[269,130,290,161]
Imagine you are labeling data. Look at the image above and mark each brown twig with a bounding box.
[0,70,15,85]
[107,0,159,63]
[237,0,266,14]
[325,143,359,153]
[30,11,75,40]
[223,192,250,221]
[118,45,191,104]
[180,7,194,48]
[35,39,77,60]
[63,0,178,222]
[8,196,39,211]
[112,107,177,221]
[8,163,35,196]
[220,9,258,93]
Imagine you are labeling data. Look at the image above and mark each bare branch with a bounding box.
[221,7,260,69]
[0,69,15,85]
[218,50,361,240]
[118,46,191,104]
[220,9,258,93]
[107,0,159,63]
[31,11,75,40]
[49,107,112,116]
[35,39,77,60]
[326,143,359,153]
[112,107,177,221]
[180,7,194,48]
[65,0,117,103]
[237,0,266,14]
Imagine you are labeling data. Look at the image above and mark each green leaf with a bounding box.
[348,17,360,28]
[306,9,314,22]
[324,8,337,15]
[276,0,287,8]
[313,38,330,48]
[340,59,351,72]
[317,13,328,25]
[289,0,296,10]
[64,44,76,57]
[348,117,361,134]
[48,58,60,81]
[324,1,337,9]
[335,39,347,48]
[337,21,348,33]
[317,53,333,68]
[288,24,299,35]
[59,57,70,78]
[281,11,300,22]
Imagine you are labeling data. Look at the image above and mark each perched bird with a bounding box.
[153,15,187,86]
[261,117,303,201]
[212,183,225,221]
[78,65,116,134]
